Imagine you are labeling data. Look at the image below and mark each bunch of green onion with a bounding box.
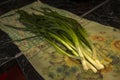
[5,8,112,73]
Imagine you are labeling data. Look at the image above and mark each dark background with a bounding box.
[0,0,120,80]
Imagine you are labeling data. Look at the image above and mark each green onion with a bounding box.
[5,7,112,73]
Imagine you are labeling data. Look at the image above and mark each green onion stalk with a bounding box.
[5,8,112,73]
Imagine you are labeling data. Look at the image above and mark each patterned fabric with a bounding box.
[0,1,120,80]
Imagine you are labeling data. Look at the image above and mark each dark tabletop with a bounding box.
[0,0,120,80]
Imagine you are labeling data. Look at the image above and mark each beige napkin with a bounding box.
[0,1,120,80]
